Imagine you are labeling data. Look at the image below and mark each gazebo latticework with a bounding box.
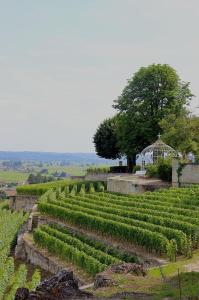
[141,134,176,164]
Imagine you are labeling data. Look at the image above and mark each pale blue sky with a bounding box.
[0,0,198,152]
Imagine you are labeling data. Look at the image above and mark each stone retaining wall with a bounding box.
[9,194,38,212]
[172,158,199,186]
[107,176,170,194]
[84,173,121,182]
[15,233,70,275]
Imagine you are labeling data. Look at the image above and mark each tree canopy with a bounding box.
[113,64,193,169]
[93,117,121,160]
[160,114,199,161]
[93,64,194,171]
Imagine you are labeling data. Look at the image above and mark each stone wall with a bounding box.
[107,176,170,195]
[85,173,122,182]
[9,194,38,212]
[15,233,71,275]
[172,158,199,186]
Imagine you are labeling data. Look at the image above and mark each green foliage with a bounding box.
[166,239,177,262]
[156,272,199,300]
[96,182,105,192]
[86,167,110,174]
[50,223,139,263]
[89,183,95,194]
[93,117,121,159]
[4,264,28,300]
[184,236,193,259]
[33,228,106,276]
[38,200,169,254]
[25,270,41,291]
[157,158,172,181]
[39,225,120,266]
[160,115,199,159]
[48,196,187,252]
[79,184,86,196]
[114,64,193,167]
[17,179,75,195]
[17,180,106,196]
[145,164,159,178]
[27,173,55,184]
[38,185,199,260]
[0,206,40,299]
[70,184,77,197]
[64,185,70,195]
[146,158,172,181]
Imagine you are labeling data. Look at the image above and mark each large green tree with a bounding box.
[93,117,121,160]
[160,114,199,161]
[114,64,193,170]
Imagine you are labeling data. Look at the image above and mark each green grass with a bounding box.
[149,249,199,279]
[92,250,199,298]
[0,170,29,183]
[153,272,199,299]
[46,165,86,176]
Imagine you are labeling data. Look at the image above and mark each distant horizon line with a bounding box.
[0,150,96,154]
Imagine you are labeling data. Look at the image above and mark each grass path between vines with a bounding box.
[91,250,199,298]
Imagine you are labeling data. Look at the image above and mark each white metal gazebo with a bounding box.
[141,134,176,165]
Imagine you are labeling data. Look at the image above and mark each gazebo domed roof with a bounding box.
[141,134,176,163]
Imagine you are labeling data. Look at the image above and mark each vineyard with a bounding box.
[16,179,106,196]
[33,224,139,276]
[0,202,40,299]
[2,183,199,296]
[34,184,199,273]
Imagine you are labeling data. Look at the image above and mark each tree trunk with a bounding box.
[127,155,136,173]
[126,157,132,173]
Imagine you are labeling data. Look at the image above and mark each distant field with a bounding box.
[45,164,110,176]
[46,165,86,176]
[0,171,29,183]
[0,164,109,184]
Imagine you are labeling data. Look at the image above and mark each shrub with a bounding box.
[158,159,172,181]
[146,158,172,182]
[89,183,95,193]
[133,165,141,173]
[146,164,159,178]
[109,166,128,173]
[79,184,86,196]
[86,167,110,174]
[96,182,104,192]
[17,180,106,196]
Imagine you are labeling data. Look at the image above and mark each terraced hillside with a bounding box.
[33,223,141,276]
[32,185,199,276]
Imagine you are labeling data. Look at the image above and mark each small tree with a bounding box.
[184,236,193,259]
[93,117,121,160]
[64,186,70,196]
[166,239,177,262]
[79,184,86,196]
[89,183,95,194]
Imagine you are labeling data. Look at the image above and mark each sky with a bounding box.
[0,0,198,153]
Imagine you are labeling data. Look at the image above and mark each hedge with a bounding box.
[16,180,106,196]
